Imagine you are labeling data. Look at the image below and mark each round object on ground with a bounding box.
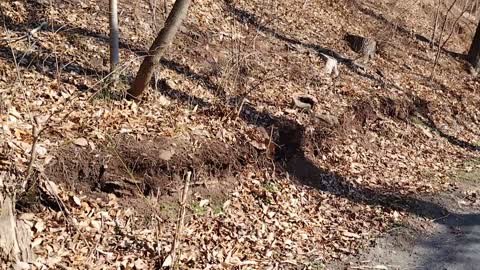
[292,93,318,110]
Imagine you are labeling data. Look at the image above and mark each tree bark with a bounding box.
[128,0,192,99]
[431,0,441,48]
[0,172,33,266]
[110,0,120,73]
[468,21,480,70]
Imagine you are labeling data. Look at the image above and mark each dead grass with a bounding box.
[455,158,480,183]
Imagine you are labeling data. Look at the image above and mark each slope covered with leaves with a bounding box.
[1,0,480,269]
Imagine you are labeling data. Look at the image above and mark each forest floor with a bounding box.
[1,0,480,269]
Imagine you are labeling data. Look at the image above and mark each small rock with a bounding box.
[199,199,209,207]
[35,145,48,156]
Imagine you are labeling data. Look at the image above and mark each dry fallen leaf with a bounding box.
[15,262,30,270]
[158,149,175,161]
[199,199,209,207]
[342,231,361,239]
[35,221,46,233]
[162,255,173,267]
[71,195,82,207]
[31,237,43,248]
[73,138,88,146]
[134,258,148,269]
[90,220,102,230]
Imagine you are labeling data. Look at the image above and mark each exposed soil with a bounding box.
[330,167,480,270]
[37,98,376,224]
[42,135,250,214]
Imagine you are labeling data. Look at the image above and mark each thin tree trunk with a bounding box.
[110,0,120,74]
[441,0,471,49]
[128,0,191,99]
[164,0,169,20]
[431,0,441,48]
[430,0,459,79]
[471,0,479,16]
[468,21,480,69]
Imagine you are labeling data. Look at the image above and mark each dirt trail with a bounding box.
[332,180,480,270]
[415,212,480,270]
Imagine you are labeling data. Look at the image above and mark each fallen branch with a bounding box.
[0,22,47,46]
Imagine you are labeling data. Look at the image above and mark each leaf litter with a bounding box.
[0,0,479,269]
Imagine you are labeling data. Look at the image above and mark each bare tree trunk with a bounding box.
[470,0,479,16]
[441,0,471,48]
[430,0,459,79]
[468,22,480,70]
[431,0,441,48]
[110,0,120,74]
[128,0,191,99]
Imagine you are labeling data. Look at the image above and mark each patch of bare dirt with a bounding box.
[330,178,480,270]
[45,135,246,205]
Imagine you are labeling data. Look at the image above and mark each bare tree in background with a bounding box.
[468,21,480,70]
[430,0,463,79]
[128,0,192,99]
[431,0,441,47]
[110,0,120,76]
[469,0,480,16]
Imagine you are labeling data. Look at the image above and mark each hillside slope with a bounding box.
[1,0,480,268]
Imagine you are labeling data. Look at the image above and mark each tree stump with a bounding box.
[0,171,34,268]
[345,34,377,61]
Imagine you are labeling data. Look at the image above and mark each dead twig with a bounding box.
[440,0,471,49]
[163,171,192,268]
[0,22,47,46]
[25,117,40,182]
